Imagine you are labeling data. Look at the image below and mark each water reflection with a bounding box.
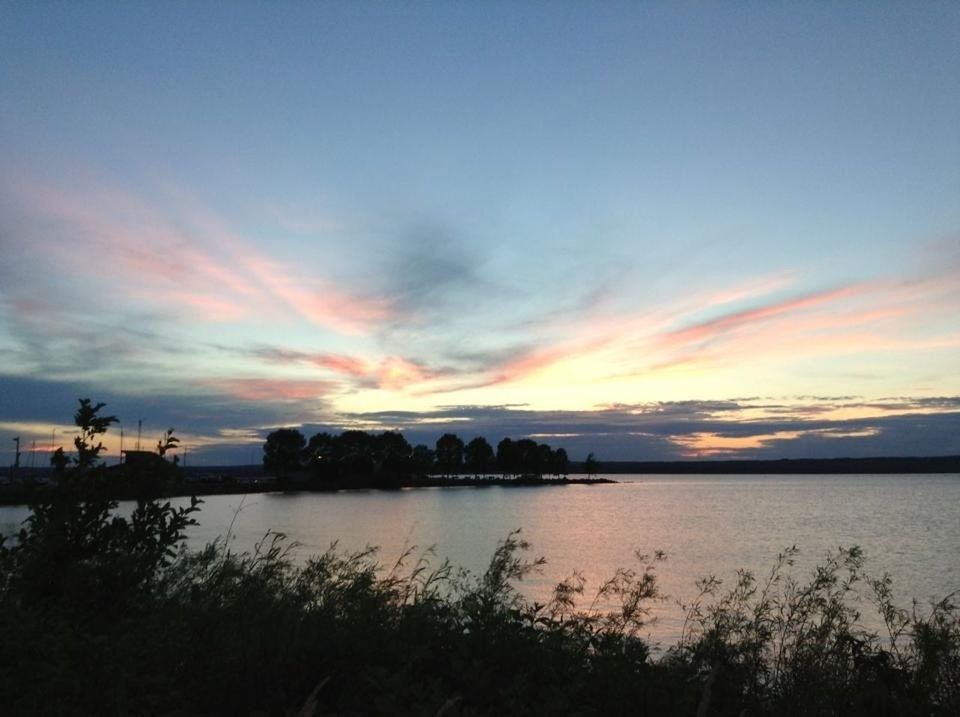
[2,474,958,644]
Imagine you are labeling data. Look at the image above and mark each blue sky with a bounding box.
[1,2,958,464]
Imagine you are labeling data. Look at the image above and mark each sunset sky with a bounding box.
[2,3,958,464]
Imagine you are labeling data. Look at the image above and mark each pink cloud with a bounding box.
[469,274,808,387]
[250,345,435,391]
[427,268,958,393]
[8,177,393,335]
[201,378,332,402]
[663,284,868,347]
[132,289,251,322]
[377,356,433,390]
[306,353,371,377]
[647,269,960,370]
[697,271,797,309]
[239,255,390,335]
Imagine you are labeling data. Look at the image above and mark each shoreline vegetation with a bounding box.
[0,405,617,505]
[1,400,958,714]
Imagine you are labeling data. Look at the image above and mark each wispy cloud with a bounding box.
[433,267,959,391]
[236,260,958,400]
[661,283,868,347]
[328,397,960,461]
[2,176,393,336]
[199,378,334,403]
[245,344,435,391]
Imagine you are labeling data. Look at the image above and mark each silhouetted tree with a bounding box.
[464,436,495,477]
[263,428,306,478]
[156,427,179,457]
[515,439,540,476]
[305,431,336,463]
[50,447,68,476]
[338,430,377,476]
[303,431,339,483]
[435,433,464,477]
[305,431,338,481]
[584,452,599,478]
[5,399,199,606]
[497,438,518,477]
[412,444,435,475]
[73,398,117,472]
[376,431,413,474]
[536,443,555,478]
[553,448,570,477]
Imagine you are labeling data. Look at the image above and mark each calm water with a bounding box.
[3,473,959,645]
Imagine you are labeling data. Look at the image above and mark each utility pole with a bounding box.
[136,418,143,452]
[119,425,124,464]
[13,436,20,470]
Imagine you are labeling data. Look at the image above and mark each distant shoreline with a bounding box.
[2,455,957,507]
[573,454,960,474]
[0,475,615,507]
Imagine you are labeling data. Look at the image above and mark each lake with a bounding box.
[3,473,958,646]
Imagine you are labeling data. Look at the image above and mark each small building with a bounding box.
[121,450,169,468]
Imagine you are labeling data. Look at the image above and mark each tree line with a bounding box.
[262,428,580,481]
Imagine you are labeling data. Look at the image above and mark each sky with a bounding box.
[1,2,959,465]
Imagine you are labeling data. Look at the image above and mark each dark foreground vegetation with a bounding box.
[2,401,959,715]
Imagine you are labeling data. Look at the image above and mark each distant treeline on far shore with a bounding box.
[264,428,959,480]
[263,428,593,482]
